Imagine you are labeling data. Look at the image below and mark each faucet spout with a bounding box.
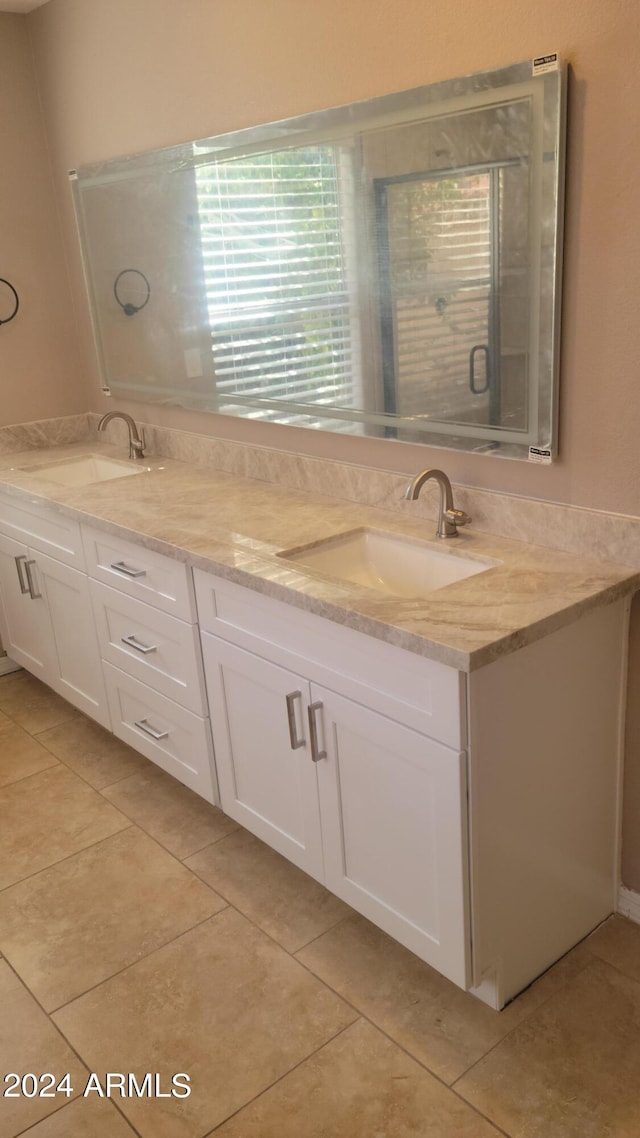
[404,468,471,539]
[97,412,145,460]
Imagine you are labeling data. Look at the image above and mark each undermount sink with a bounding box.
[20,454,149,488]
[278,528,496,598]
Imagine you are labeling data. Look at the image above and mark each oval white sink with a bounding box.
[20,454,149,487]
[279,528,496,597]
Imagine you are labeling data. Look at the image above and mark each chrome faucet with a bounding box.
[97,412,146,459]
[404,468,471,538]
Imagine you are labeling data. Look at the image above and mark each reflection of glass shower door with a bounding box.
[376,167,501,427]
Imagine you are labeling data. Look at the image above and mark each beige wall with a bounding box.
[0,13,84,423]
[27,0,640,517]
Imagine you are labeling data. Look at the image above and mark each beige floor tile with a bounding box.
[456,957,640,1138]
[53,908,357,1138]
[36,714,150,789]
[0,961,88,1137]
[0,765,130,890]
[186,828,349,951]
[585,912,640,983]
[0,827,227,1010]
[102,764,238,858]
[22,1095,138,1136]
[0,711,59,787]
[212,1018,502,1138]
[0,670,78,734]
[297,913,592,1084]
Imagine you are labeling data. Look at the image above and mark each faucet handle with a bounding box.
[130,428,146,459]
[444,508,472,529]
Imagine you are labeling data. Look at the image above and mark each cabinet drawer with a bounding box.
[194,569,465,748]
[90,580,207,714]
[103,662,216,802]
[0,490,84,569]
[82,525,195,620]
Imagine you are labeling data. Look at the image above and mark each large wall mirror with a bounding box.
[72,57,566,460]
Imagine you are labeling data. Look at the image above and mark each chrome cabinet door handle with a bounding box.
[307,701,327,762]
[134,717,168,740]
[285,690,305,750]
[14,555,29,595]
[24,560,42,599]
[110,561,147,578]
[121,634,157,655]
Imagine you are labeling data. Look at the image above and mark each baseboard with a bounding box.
[617,886,640,925]
[0,656,21,676]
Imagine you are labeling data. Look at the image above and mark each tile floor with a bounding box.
[1,669,640,1137]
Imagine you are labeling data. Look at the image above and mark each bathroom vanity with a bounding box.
[0,443,635,1009]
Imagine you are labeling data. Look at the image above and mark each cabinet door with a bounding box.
[33,550,110,728]
[0,530,56,682]
[313,686,470,988]
[201,633,323,880]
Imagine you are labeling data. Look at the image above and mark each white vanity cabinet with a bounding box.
[196,567,628,1009]
[197,569,471,989]
[0,495,109,726]
[0,486,628,1010]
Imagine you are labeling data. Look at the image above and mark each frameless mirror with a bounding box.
[71,56,566,460]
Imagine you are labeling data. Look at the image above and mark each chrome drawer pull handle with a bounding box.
[122,634,157,655]
[110,561,147,578]
[285,690,305,750]
[24,560,42,599]
[134,717,169,741]
[307,701,327,762]
[14,555,29,594]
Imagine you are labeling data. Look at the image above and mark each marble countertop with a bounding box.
[0,441,637,672]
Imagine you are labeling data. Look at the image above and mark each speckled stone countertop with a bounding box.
[0,441,637,672]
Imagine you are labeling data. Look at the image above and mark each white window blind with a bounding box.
[195,146,358,424]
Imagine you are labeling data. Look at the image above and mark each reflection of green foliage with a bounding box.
[388,173,490,299]
[197,145,349,400]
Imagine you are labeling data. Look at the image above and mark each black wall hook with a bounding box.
[0,279,19,326]
[113,269,151,317]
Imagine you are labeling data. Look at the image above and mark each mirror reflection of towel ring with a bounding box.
[113,269,151,317]
[0,279,19,326]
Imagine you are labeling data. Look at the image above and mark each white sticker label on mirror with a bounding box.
[532,53,560,75]
[528,446,553,464]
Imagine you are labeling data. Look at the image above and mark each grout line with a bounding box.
[0,756,60,791]
[12,1094,144,1138]
[202,1008,513,1138]
[176,825,242,862]
[46,908,228,1016]
[175,874,511,1136]
[29,729,153,801]
[92,789,239,862]
[3,955,145,1138]
[0,823,135,898]
[13,1100,71,1137]
[290,913,352,954]
[206,1019,361,1134]
[14,712,79,736]
[290,950,510,1137]
[450,953,598,1089]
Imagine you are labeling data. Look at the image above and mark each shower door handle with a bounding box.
[469,344,490,394]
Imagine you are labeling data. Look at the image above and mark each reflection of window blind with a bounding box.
[195,147,356,421]
[381,172,492,420]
